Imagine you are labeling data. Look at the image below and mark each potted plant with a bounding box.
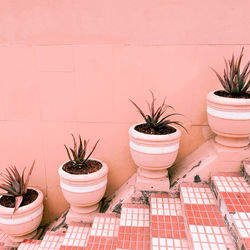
[207,48,250,147]
[0,161,44,242]
[58,135,108,222]
[129,91,187,179]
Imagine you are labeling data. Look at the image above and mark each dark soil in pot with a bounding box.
[0,189,38,208]
[135,123,176,135]
[214,90,250,99]
[62,160,102,175]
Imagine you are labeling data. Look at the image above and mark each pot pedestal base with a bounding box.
[8,230,37,243]
[135,169,169,192]
[66,204,100,224]
[215,135,249,148]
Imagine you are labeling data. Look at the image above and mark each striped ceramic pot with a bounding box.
[207,91,250,148]
[129,124,181,179]
[58,159,108,217]
[0,188,44,242]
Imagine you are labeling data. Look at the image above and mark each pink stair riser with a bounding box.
[180,183,236,249]
[85,213,120,250]
[150,193,189,250]
[212,172,250,249]
[116,204,150,250]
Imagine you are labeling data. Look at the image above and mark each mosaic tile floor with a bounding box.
[60,222,91,250]
[150,193,188,250]
[180,183,236,250]
[212,172,250,250]
[116,204,150,250]
[85,213,120,250]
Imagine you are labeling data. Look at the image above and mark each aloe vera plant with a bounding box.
[211,48,250,96]
[0,161,35,214]
[64,134,99,167]
[129,91,187,133]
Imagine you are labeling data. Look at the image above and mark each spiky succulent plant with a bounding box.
[210,48,250,96]
[129,91,187,133]
[64,134,99,166]
[0,161,35,214]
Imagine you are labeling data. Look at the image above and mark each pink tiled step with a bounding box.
[18,239,42,250]
[85,213,120,250]
[116,204,150,250]
[150,193,189,250]
[211,172,250,250]
[38,231,65,249]
[60,222,91,250]
[180,183,236,249]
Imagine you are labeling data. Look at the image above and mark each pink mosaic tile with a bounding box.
[212,174,250,193]
[232,212,250,239]
[150,193,188,250]
[38,231,65,249]
[151,238,189,250]
[212,173,250,249]
[180,185,216,205]
[60,222,91,250]
[18,240,41,250]
[85,213,120,250]
[180,183,236,249]
[184,204,225,226]
[189,225,235,250]
[116,204,150,250]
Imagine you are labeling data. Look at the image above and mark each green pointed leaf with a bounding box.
[24,160,35,193]
[85,139,100,162]
[13,196,23,214]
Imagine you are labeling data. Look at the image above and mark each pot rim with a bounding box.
[129,123,181,141]
[207,91,250,106]
[58,158,109,181]
[0,187,43,215]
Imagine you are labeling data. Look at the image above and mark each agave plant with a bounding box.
[210,48,250,96]
[129,91,187,133]
[64,135,99,167]
[0,161,35,214]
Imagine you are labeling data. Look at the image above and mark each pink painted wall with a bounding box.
[0,0,249,223]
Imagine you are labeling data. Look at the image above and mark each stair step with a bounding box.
[116,204,150,249]
[37,231,65,249]
[211,172,250,249]
[60,222,91,250]
[150,193,189,250]
[180,183,236,249]
[85,213,120,250]
[18,239,42,250]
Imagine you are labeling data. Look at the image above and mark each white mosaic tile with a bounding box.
[38,232,64,249]
[232,212,250,238]
[151,196,183,216]
[18,240,41,250]
[152,237,188,249]
[120,205,150,227]
[212,176,250,193]
[189,225,235,249]
[61,224,91,247]
[90,214,120,237]
[180,186,216,205]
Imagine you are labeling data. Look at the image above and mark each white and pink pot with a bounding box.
[58,159,108,218]
[207,91,250,147]
[0,188,44,242]
[129,124,181,179]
